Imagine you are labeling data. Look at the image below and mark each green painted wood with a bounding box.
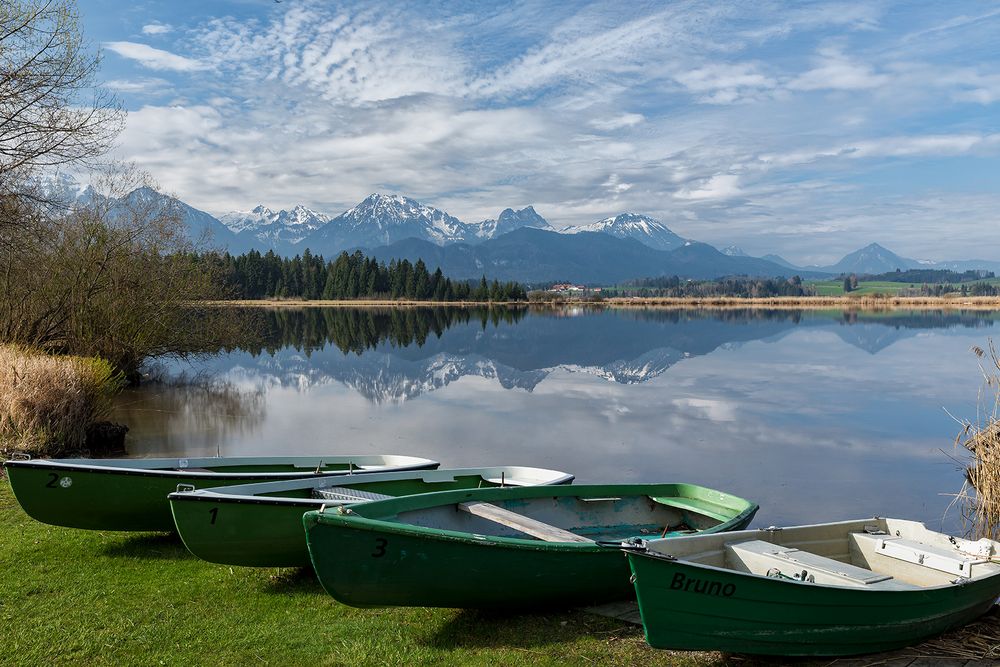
[3,456,438,532]
[626,551,1000,656]
[304,483,758,608]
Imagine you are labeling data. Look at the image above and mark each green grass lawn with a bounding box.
[0,477,719,666]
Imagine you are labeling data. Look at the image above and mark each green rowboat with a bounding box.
[624,517,1000,656]
[169,466,574,567]
[3,454,438,532]
[304,483,758,608]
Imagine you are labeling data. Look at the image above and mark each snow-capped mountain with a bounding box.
[32,172,97,207]
[561,213,685,251]
[302,193,471,255]
[722,245,747,257]
[221,204,330,245]
[470,206,553,241]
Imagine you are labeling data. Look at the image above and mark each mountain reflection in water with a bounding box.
[171,307,999,402]
[116,306,999,531]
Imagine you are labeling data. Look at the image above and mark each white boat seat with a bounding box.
[853,533,991,577]
[726,540,916,590]
[312,487,393,503]
[457,501,594,543]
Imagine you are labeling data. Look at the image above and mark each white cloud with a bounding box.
[848,134,998,158]
[194,6,466,104]
[105,41,208,72]
[590,113,644,131]
[789,46,888,91]
[675,174,742,200]
[602,174,632,194]
[142,23,173,36]
[673,62,777,104]
[103,77,172,93]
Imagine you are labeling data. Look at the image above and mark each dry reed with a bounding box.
[954,341,1000,540]
[0,344,125,456]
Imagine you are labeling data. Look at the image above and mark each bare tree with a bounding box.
[0,0,123,218]
[0,164,241,379]
[0,2,241,379]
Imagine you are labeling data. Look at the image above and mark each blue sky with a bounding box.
[78,0,1000,263]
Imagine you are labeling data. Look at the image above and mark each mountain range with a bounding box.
[41,176,1000,283]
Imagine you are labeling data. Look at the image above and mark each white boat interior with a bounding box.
[639,518,1000,590]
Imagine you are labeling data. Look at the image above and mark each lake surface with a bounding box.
[113,306,1000,532]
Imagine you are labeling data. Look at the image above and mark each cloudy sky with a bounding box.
[80,0,1000,264]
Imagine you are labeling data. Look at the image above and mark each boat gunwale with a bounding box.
[2,456,440,480]
[167,466,576,507]
[305,483,759,552]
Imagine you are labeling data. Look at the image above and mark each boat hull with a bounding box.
[304,483,758,608]
[627,551,1000,656]
[169,468,575,567]
[4,456,438,532]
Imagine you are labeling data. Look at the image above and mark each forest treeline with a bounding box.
[205,249,528,302]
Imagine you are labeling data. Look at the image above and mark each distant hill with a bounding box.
[820,243,915,274]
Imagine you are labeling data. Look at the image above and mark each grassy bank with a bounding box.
[0,480,714,666]
[810,278,1000,297]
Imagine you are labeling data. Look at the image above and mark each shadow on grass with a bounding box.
[425,608,645,650]
[99,532,192,560]
[259,566,325,595]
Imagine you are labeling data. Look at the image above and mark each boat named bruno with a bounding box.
[624,517,1000,656]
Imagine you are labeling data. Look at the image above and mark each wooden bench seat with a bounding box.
[457,501,594,543]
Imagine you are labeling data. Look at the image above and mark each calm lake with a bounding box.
[112,306,1000,532]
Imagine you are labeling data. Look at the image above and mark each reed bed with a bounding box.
[0,344,124,456]
[952,341,1000,541]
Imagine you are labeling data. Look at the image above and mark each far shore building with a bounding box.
[549,283,601,294]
